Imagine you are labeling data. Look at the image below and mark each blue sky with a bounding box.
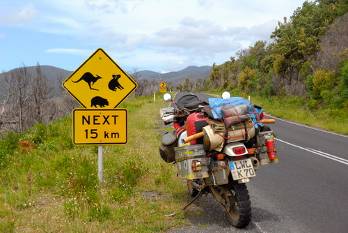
[0,0,305,73]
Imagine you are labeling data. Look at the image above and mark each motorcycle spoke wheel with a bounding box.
[225,183,251,228]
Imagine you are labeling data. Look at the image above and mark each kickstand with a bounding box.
[182,190,203,210]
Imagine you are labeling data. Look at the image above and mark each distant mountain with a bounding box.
[0,65,211,98]
[134,65,211,83]
[134,70,161,80]
[0,65,71,98]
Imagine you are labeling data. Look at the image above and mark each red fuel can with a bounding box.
[186,112,208,144]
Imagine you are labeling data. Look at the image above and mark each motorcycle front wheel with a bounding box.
[225,183,251,228]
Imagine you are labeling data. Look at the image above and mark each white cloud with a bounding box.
[24,0,306,70]
[45,48,92,56]
[0,4,37,26]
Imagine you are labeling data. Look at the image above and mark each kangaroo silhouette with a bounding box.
[108,74,124,91]
[73,72,101,91]
[91,96,109,108]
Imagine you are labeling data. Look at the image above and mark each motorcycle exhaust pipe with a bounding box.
[250,157,260,170]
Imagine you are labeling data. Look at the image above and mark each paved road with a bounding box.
[170,118,348,233]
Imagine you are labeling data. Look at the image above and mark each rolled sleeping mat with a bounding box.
[203,125,224,152]
[222,104,249,128]
[226,120,256,143]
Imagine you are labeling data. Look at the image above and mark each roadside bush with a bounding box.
[339,60,348,101]
[28,123,47,145]
[0,132,21,168]
[312,69,337,97]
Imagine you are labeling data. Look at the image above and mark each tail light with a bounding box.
[232,146,247,155]
[191,160,202,172]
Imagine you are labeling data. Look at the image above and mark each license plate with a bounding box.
[229,159,256,180]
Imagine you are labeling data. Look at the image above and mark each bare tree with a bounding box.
[5,65,31,132]
[31,63,48,123]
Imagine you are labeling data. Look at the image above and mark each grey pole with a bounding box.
[98,145,103,182]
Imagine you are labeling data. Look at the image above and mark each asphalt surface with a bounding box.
[169,118,348,233]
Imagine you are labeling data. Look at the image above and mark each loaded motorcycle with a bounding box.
[159,92,278,228]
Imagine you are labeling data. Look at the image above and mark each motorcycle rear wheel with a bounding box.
[226,183,251,228]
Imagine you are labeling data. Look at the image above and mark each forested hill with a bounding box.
[207,0,348,110]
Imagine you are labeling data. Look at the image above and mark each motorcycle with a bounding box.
[159,92,278,228]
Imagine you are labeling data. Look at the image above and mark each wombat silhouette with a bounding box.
[91,96,109,108]
[108,74,124,91]
[73,72,101,91]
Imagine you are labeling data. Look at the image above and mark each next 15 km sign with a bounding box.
[73,109,127,144]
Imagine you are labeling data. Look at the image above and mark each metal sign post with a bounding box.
[98,145,103,182]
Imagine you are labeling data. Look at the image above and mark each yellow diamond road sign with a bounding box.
[159,81,167,93]
[64,48,137,108]
[73,109,127,144]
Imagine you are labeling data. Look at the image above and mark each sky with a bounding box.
[0,0,306,73]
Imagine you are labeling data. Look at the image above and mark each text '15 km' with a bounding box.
[73,109,127,144]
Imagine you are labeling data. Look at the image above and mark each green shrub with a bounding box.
[121,160,144,187]
[312,69,337,97]
[29,123,47,145]
[0,132,20,168]
[111,184,134,202]
[339,60,348,100]
[88,204,111,222]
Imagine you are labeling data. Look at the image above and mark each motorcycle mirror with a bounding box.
[222,91,231,99]
[163,93,172,102]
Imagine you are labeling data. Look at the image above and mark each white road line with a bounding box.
[266,114,348,139]
[277,138,348,166]
[308,148,348,163]
[254,222,267,233]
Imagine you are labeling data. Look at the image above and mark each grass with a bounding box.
[250,95,348,135]
[209,90,348,135]
[0,95,188,233]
